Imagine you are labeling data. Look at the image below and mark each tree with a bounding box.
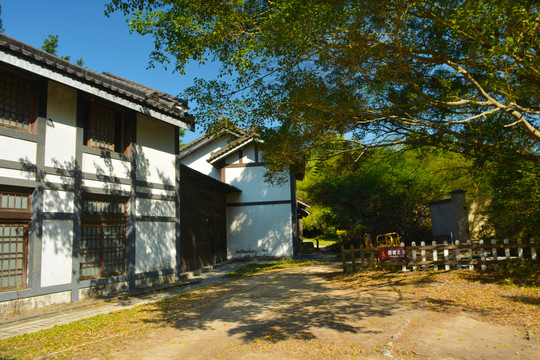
[42,34,70,61]
[107,0,539,238]
[42,34,60,56]
[107,1,539,151]
[298,146,483,243]
[0,1,4,33]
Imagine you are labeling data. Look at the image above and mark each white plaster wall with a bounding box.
[136,198,175,217]
[0,135,37,164]
[180,136,231,181]
[43,190,74,213]
[82,153,131,179]
[227,204,293,258]
[82,179,131,193]
[243,143,257,163]
[225,166,291,203]
[41,220,73,287]
[136,114,176,185]
[0,167,36,180]
[224,142,257,165]
[137,187,175,197]
[45,81,77,168]
[135,221,176,273]
[43,174,75,186]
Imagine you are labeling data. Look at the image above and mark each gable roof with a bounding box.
[178,125,248,160]
[0,33,193,130]
[207,133,262,165]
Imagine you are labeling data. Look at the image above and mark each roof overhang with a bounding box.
[178,128,247,159]
[0,34,194,131]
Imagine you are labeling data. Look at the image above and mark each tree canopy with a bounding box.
[107,0,539,161]
[107,0,539,239]
[298,146,485,243]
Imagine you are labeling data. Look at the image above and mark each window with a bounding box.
[85,101,133,154]
[0,70,35,132]
[0,190,31,292]
[88,103,116,151]
[80,196,127,279]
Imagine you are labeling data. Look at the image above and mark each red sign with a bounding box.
[378,246,407,261]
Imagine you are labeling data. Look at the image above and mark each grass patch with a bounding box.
[224,260,319,279]
[302,237,338,248]
[0,285,230,360]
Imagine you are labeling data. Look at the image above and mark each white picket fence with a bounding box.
[341,239,538,272]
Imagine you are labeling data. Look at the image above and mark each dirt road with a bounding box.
[108,264,538,359]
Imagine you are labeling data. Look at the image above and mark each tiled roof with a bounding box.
[207,134,256,164]
[0,33,192,128]
[207,127,261,164]
[178,125,248,159]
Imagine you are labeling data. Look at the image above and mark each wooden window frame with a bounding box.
[80,195,128,280]
[0,69,37,133]
[84,100,134,155]
[0,188,32,292]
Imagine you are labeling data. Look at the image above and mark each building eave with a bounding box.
[0,33,194,131]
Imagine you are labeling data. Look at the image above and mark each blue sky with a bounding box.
[2,0,215,142]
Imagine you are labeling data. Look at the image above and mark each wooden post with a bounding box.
[518,238,523,260]
[411,241,417,271]
[504,239,510,260]
[454,240,461,270]
[443,240,450,271]
[401,242,407,272]
[491,239,499,272]
[341,245,347,272]
[350,244,356,271]
[432,241,438,271]
[531,239,537,261]
[360,245,365,266]
[421,241,427,271]
[467,240,474,271]
[479,239,487,271]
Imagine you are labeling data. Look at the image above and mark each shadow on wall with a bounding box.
[18,147,176,291]
[224,166,294,257]
[225,166,291,203]
[227,202,293,257]
[132,146,177,274]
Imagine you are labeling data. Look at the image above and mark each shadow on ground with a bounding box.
[139,265,401,343]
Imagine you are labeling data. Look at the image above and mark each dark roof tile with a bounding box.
[0,32,192,128]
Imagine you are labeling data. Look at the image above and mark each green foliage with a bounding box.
[107,0,539,144]
[0,2,4,33]
[491,260,539,287]
[41,34,60,56]
[42,34,87,64]
[108,0,539,239]
[298,147,482,243]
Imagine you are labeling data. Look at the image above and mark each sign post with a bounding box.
[378,246,407,262]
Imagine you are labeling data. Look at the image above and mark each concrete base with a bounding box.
[135,273,176,289]
[0,291,71,316]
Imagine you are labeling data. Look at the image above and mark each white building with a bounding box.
[0,33,299,313]
[178,126,299,261]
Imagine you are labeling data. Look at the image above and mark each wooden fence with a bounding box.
[342,239,538,272]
